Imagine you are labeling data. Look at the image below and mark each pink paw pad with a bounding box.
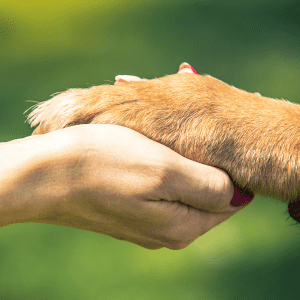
[178,62,197,74]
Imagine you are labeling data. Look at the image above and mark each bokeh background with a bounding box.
[1,0,300,299]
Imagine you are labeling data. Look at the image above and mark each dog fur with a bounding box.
[25,63,300,223]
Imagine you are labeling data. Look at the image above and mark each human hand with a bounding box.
[34,124,253,250]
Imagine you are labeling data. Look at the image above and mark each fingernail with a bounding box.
[178,62,197,74]
[230,187,254,207]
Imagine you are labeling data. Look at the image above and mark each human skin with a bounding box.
[26,62,300,223]
[0,124,251,250]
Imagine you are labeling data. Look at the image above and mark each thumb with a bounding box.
[168,157,254,213]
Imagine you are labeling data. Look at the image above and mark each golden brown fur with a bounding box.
[26,64,300,223]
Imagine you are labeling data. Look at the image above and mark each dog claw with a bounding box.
[178,62,197,74]
[114,75,146,85]
[114,63,197,86]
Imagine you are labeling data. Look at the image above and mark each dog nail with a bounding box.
[115,75,128,85]
[115,78,127,84]
[115,75,146,85]
[178,62,197,74]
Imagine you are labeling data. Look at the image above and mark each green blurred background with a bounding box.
[1,0,300,299]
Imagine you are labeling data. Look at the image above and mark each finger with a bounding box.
[167,156,254,213]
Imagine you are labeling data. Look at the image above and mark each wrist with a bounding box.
[0,130,80,227]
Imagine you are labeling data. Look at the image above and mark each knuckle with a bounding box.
[163,225,196,250]
[150,159,177,189]
[166,240,192,250]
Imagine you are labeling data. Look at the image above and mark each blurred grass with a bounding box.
[1,0,300,299]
